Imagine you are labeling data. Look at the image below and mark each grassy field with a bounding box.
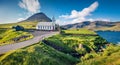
[0,29,33,46]
[61,28,97,35]
[0,21,38,29]
[0,21,36,46]
[0,29,6,34]
[0,42,78,65]
[1,29,119,65]
[77,45,120,65]
[45,30,107,55]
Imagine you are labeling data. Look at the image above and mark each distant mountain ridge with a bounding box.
[61,21,120,31]
[21,12,52,22]
[19,12,120,31]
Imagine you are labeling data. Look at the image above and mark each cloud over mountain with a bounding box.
[17,18,25,21]
[19,0,40,14]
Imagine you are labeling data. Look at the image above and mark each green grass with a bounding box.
[0,21,38,29]
[0,29,33,46]
[0,21,36,46]
[0,42,78,65]
[46,33,107,55]
[0,29,116,65]
[77,45,120,65]
[0,29,6,34]
[62,28,96,35]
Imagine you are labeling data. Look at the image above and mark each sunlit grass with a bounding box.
[46,33,106,55]
[77,45,120,65]
[0,29,119,65]
[0,29,33,46]
[62,28,96,35]
[0,42,78,65]
[0,21,38,29]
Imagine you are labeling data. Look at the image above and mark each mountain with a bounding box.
[0,12,52,29]
[61,21,120,31]
[21,12,52,22]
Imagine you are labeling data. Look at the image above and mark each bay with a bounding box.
[96,31,120,44]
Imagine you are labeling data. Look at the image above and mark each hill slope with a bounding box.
[0,22,38,29]
[0,29,108,65]
[1,29,120,65]
[61,21,120,31]
[0,29,33,46]
[0,42,78,65]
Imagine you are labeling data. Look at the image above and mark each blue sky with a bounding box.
[0,0,120,24]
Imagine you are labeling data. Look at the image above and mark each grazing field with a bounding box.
[1,29,120,65]
[0,21,38,29]
[61,29,97,35]
[0,29,33,46]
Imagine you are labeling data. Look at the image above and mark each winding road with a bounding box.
[0,31,59,54]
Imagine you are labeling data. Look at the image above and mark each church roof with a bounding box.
[37,22,55,26]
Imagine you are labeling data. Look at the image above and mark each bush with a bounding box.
[94,36,107,45]
[12,25,24,31]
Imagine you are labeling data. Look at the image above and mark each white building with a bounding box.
[36,22,56,30]
[36,17,57,30]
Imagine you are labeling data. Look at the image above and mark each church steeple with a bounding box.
[52,16,56,22]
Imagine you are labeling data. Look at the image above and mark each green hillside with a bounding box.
[77,45,120,65]
[0,42,78,65]
[0,21,38,29]
[0,29,33,46]
[0,29,120,65]
[62,28,96,35]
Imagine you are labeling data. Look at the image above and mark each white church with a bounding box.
[36,17,57,31]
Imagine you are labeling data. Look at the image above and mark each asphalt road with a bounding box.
[0,31,59,54]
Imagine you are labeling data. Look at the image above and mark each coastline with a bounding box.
[94,30,120,32]
[96,31,120,45]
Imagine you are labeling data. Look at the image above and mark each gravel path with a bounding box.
[0,31,59,54]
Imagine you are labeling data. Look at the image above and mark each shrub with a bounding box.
[94,36,108,46]
[12,25,24,31]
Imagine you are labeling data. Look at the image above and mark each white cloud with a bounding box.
[87,18,110,22]
[19,0,40,14]
[59,1,99,25]
[95,18,110,21]
[17,18,25,21]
